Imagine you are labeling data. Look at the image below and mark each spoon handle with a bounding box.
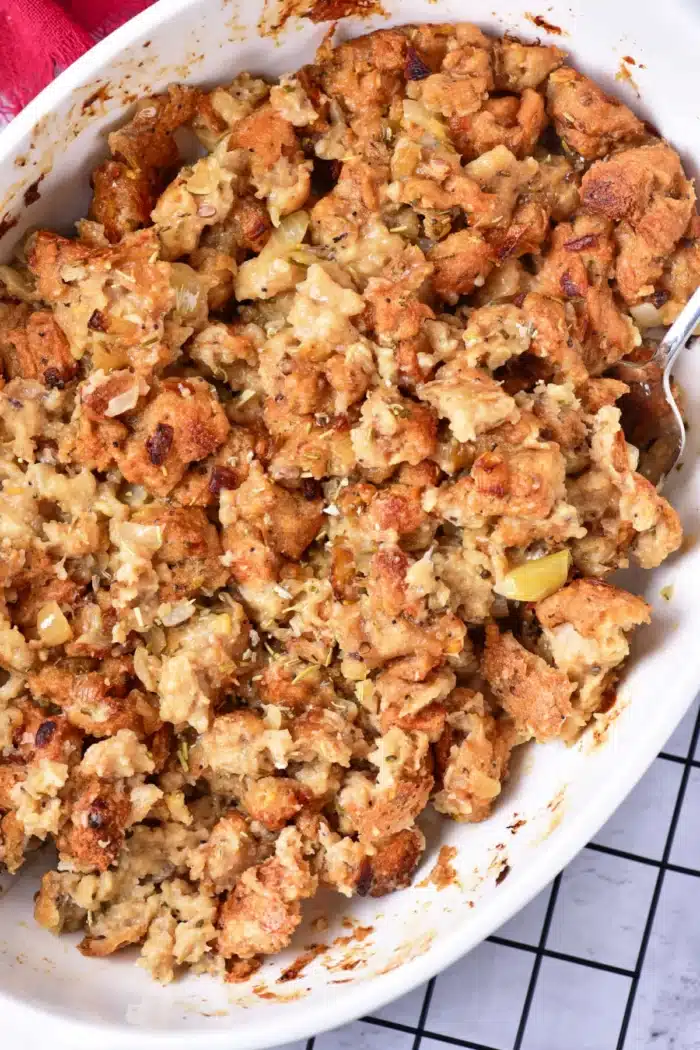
[654,284,700,373]
[650,285,700,482]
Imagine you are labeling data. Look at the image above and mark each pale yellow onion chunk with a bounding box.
[37,601,73,646]
[494,549,572,603]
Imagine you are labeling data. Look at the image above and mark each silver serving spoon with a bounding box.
[616,285,700,489]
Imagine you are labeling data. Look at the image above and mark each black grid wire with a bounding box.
[297,698,700,1050]
[614,706,700,1049]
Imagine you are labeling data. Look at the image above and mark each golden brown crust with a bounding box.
[224,461,323,561]
[493,39,565,91]
[218,829,316,959]
[450,90,547,160]
[28,227,176,377]
[1,310,78,388]
[546,67,645,159]
[356,827,425,897]
[1,810,27,873]
[536,577,651,636]
[132,504,229,598]
[89,161,156,244]
[108,85,200,172]
[16,702,83,766]
[27,661,158,738]
[433,689,515,822]
[230,105,301,169]
[429,230,495,302]
[0,761,27,811]
[78,909,155,958]
[482,625,575,742]
[582,143,695,302]
[34,871,87,934]
[315,28,409,116]
[115,378,230,496]
[218,877,301,960]
[241,777,311,831]
[57,776,131,872]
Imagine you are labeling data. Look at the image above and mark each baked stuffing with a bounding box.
[0,22,689,983]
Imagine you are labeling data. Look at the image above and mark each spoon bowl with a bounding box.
[616,285,700,487]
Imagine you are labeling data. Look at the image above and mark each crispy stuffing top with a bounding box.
[0,23,688,983]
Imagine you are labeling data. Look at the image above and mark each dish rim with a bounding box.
[0,2,698,1046]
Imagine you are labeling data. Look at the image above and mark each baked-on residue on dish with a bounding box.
[0,21,690,983]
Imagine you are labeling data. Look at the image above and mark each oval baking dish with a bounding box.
[0,2,699,1048]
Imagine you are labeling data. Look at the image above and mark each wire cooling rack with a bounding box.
[277,695,700,1050]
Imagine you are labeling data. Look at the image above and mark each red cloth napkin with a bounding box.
[0,0,154,119]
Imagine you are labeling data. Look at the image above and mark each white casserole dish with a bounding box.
[0,1,699,1046]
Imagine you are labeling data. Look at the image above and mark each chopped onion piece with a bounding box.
[170,262,206,323]
[260,210,309,260]
[122,484,148,506]
[402,99,449,142]
[235,210,309,300]
[629,302,664,329]
[105,382,141,417]
[159,601,196,627]
[91,344,130,372]
[494,549,571,603]
[134,644,160,691]
[37,601,73,646]
[117,521,163,552]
